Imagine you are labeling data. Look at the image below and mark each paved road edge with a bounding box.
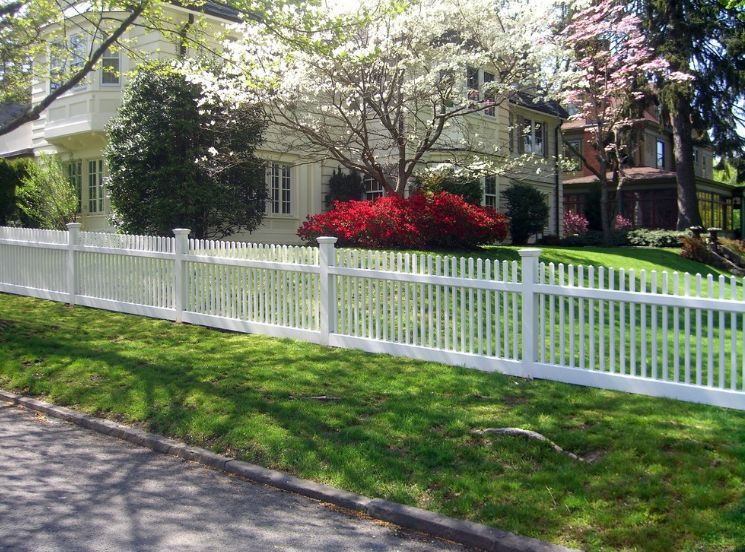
[0,389,576,552]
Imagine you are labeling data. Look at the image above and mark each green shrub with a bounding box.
[502,182,549,244]
[326,168,365,206]
[15,155,77,230]
[559,229,629,247]
[413,166,483,205]
[106,62,267,239]
[627,228,687,248]
[0,157,32,225]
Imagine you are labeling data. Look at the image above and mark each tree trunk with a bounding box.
[614,167,624,218]
[671,99,701,229]
[598,161,611,244]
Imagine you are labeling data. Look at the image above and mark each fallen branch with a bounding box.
[470,427,585,462]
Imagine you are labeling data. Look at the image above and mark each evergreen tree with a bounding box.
[643,0,745,228]
[106,63,268,239]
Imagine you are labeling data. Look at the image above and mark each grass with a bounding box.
[1,287,745,551]
[449,245,730,281]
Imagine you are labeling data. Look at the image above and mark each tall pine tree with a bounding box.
[643,0,745,229]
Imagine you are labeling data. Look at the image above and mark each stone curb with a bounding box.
[0,389,576,552]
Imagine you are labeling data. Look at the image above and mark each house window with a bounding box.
[88,159,104,213]
[518,118,548,157]
[698,191,730,229]
[656,139,665,169]
[466,67,480,101]
[50,35,87,92]
[66,160,82,213]
[563,138,582,171]
[564,194,585,216]
[266,162,292,215]
[101,46,120,85]
[534,121,545,157]
[49,41,64,92]
[521,118,533,153]
[484,176,497,209]
[482,72,495,116]
[363,175,385,201]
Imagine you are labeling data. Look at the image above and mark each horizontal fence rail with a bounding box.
[1,224,744,410]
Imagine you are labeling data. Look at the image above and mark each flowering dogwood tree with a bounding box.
[188,0,561,195]
[560,0,690,241]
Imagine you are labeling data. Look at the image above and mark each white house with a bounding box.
[1,2,566,244]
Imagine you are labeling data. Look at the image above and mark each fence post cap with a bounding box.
[173,228,191,236]
[518,248,542,258]
[66,222,82,230]
[317,236,338,245]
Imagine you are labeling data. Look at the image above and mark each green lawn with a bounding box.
[1,283,744,551]
[450,245,729,281]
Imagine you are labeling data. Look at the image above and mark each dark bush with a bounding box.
[502,182,549,245]
[326,168,365,206]
[627,228,687,248]
[0,157,32,225]
[559,229,629,247]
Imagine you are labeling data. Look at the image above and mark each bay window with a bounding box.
[101,46,121,85]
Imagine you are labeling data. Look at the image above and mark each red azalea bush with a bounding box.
[297,191,508,249]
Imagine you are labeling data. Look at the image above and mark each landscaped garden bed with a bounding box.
[1,252,744,552]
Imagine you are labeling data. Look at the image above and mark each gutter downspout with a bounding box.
[554,125,560,236]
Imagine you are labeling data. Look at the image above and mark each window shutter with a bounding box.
[543,124,549,158]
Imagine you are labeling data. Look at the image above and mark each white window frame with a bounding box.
[266,162,293,216]
[519,117,547,157]
[484,176,498,209]
[66,160,83,213]
[466,68,497,117]
[101,45,121,86]
[363,175,385,201]
[88,159,104,214]
[49,34,87,93]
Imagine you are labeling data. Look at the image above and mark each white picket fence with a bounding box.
[1,223,744,410]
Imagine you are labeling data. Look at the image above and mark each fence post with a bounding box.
[173,228,190,323]
[66,222,81,306]
[519,248,542,374]
[317,236,338,346]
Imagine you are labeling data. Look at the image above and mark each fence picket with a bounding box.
[2,225,745,410]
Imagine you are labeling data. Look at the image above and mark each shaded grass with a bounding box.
[1,292,744,551]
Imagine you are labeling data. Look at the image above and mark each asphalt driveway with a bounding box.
[0,403,465,552]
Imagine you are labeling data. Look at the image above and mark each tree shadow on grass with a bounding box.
[2,296,745,551]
